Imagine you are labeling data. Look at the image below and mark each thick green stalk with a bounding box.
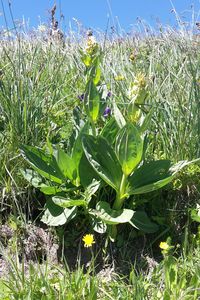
[110,174,128,241]
[90,119,96,137]
[113,173,127,210]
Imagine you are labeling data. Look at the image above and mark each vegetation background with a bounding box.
[0,1,200,299]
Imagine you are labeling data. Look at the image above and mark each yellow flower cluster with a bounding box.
[86,36,98,55]
[129,51,136,62]
[127,73,147,123]
[128,73,146,102]
[130,73,146,91]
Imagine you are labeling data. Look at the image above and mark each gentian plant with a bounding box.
[20,36,199,241]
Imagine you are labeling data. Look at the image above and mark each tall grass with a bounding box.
[0,35,83,214]
[101,30,200,161]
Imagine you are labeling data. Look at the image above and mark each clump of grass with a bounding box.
[0,35,84,216]
[102,29,200,161]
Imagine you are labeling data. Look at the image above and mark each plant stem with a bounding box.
[90,119,96,136]
[110,174,128,241]
[113,174,127,210]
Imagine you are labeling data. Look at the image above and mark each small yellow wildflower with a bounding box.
[82,234,95,248]
[114,75,125,81]
[159,241,169,250]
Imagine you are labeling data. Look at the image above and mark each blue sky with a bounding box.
[0,0,200,32]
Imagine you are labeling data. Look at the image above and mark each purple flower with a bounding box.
[103,107,111,117]
[107,91,112,98]
[78,94,85,101]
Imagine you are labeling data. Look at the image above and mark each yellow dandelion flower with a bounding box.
[82,234,95,248]
[159,241,169,250]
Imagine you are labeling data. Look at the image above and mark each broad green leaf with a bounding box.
[82,135,123,191]
[52,196,86,208]
[79,153,100,188]
[101,117,120,146]
[89,201,134,225]
[56,148,78,186]
[21,168,62,195]
[129,211,159,233]
[41,199,77,226]
[113,102,126,128]
[128,160,173,195]
[130,177,173,194]
[131,160,171,186]
[128,159,198,195]
[21,168,43,187]
[68,107,84,151]
[115,123,143,176]
[40,184,79,195]
[85,80,100,122]
[72,122,90,168]
[93,65,101,85]
[191,213,200,223]
[191,205,200,223]
[86,56,101,85]
[81,54,92,67]
[83,180,101,203]
[139,108,154,133]
[169,159,200,174]
[90,216,107,233]
[20,145,64,184]
[40,185,62,195]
